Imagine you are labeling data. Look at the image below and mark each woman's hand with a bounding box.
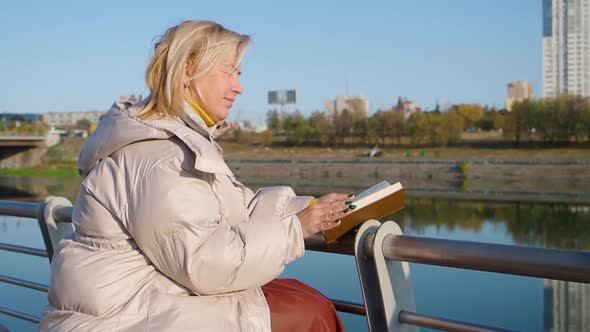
[296,193,355,238]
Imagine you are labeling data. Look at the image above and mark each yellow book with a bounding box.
[324,181,405,244]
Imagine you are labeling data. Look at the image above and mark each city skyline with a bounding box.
[1,1,542,124]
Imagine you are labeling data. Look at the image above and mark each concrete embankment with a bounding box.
[226,157,590,204]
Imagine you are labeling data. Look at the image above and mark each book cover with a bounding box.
[323,181,405,244]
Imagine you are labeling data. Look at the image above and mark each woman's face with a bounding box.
[189,59,243,123]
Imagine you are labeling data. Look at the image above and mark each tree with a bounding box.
[427,113,446,146]
[76,119,92,130]
[383,110,406,145]
[262,130,273,146]
[368,111,387,145]
[408,113,429,146]
[537,97,564,142]
[333,109,354,144]
[503,100,533,144]
[452,104,484,130]
[266,109,281,133]
[443,109,464,144]
[283,111,307,145]
[478,110,500,131]
[232,127,243,141]
[308,111,331,146]
[353,118,369,145]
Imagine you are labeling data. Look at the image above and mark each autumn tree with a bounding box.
[407,112,429,145]
[451,104,484,130]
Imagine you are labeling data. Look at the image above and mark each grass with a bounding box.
[458,162,469,179]
[218,130,590,159]
[218,141,590,159]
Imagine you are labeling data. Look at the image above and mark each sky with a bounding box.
[0,0,542,124]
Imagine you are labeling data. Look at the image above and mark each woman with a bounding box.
[39,20,354,331]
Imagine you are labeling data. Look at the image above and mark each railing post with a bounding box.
[37,196,74,261]
[355,220,417,332]
[374,221,417,331]
[355,220,388,331]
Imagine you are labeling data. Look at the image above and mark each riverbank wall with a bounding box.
[226,157,590,204]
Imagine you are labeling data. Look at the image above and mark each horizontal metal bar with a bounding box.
[0,305,40,324]
[381,234,590,284]
[398,310,516,332]
[0,242,48,257]
[304,233,356,255]
[307,232,590,283]
[53,205,73,223]
[330,298,366,316]
[0,274,48,292]
[0,201,73,223]
[0,201,39,219]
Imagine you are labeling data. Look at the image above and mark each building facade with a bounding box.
[42,94,142,127]
[392,97,422,119]
[505,81,534,111]
[544,279,590,331]
[42,111,105,127]
[543,0,590,98]
[324,96,369,119]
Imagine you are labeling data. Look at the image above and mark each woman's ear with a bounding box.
[183,59,193,87]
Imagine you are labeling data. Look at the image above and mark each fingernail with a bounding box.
[345,201,353,205]
[348,193,354,197]
[343,208,350,213]
[350,205,357,209]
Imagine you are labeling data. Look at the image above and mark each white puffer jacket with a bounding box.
[39,97,311,331]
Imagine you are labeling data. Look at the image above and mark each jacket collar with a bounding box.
[178,101,231,142]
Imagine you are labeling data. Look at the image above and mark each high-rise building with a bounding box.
[543,0,590,98]
[324,96,369,119]
[505,81,534,111]
[544,279,590,331]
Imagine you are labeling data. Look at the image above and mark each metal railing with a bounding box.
[0,198,589,331]
[0,198,74,325]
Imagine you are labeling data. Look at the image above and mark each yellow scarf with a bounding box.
[188,99,215,127]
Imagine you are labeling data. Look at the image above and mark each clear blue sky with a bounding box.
[0,0,541,124]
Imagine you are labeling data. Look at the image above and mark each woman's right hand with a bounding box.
[296,193,354,238]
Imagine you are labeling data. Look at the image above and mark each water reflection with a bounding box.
[544,280,590,332]
[395,198,590,251]
[0,217,24,233]
[0,176,81,202]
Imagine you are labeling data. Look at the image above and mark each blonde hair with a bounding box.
[138,20,250,119]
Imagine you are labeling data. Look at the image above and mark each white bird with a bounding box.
[368,145,381,157]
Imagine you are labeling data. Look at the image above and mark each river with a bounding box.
[0,176,589,331]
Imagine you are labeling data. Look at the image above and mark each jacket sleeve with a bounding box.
[122,160,308,295]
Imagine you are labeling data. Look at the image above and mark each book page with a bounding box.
[353,180,391,202]
[353,181,403,210]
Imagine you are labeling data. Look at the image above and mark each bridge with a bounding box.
[0,136,52,168]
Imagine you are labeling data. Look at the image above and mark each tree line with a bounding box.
[257,94,590,147]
